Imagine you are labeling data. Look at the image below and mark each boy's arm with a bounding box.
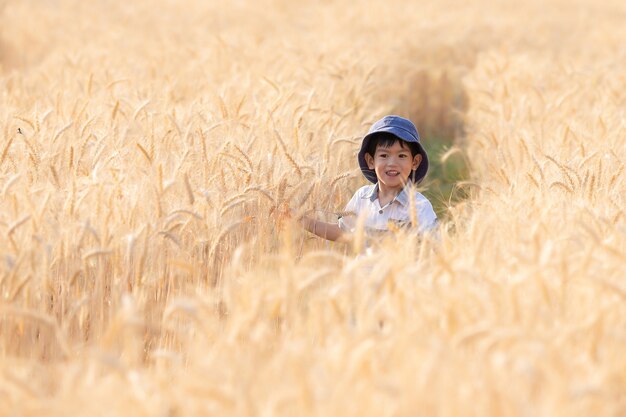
[299,215,344,242]
[292,187,363,242]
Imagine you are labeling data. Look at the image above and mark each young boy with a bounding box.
[298,115,437,241]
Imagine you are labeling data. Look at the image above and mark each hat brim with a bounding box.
[358,130,429,184]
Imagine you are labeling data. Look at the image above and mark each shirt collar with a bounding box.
[363,183,410,206]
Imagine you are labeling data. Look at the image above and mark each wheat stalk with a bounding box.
[274,129,302,177]
[1,135,15,166]
[184,173,195,205]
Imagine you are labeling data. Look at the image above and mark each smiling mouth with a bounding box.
[385,171,400,177]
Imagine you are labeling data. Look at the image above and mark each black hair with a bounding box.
[365,132,420,158]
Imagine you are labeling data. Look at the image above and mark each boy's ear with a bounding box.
[412,154,423,170]
[365,153,375,169]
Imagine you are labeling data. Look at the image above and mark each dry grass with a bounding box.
[1,0,625,415]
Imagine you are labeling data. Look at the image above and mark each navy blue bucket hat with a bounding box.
[358,115,429,184]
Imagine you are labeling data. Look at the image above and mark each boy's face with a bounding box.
[365,141,422,193]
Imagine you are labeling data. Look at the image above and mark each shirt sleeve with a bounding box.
[417,199,438,232]
[337,190,361,233]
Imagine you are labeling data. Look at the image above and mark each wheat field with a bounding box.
[0,0,625,415]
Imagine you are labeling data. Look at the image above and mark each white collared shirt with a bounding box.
[337,184,437,235]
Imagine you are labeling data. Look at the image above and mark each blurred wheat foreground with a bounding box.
[1,0,625,415]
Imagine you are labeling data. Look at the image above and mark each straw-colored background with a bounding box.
[1,0,625,415]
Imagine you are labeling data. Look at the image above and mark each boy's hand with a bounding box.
[273,204,290,229]
[275,205,306,231]
[285,207,309,222]
[285,207,296,219]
